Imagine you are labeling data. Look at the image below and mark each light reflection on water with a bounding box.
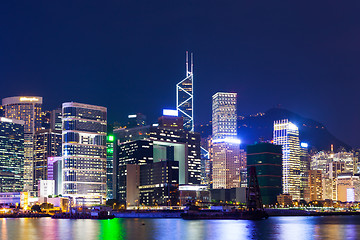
[0,216,360,240]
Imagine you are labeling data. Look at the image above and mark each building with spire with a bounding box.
[176,51,194,131]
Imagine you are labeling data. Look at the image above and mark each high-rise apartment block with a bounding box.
[0,117,24,192]
[62,102,107,204]
[2,96,43,192]
[273,119,301,200]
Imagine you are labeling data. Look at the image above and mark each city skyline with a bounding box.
[1,1,359,148]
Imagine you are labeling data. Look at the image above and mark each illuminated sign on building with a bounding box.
[163,109,178,117]
[19,97,39,102]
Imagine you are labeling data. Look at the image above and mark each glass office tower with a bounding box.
[2,96,42,192]
[273,119,301,200]
[62,102,107,205]
[0,117,25,192]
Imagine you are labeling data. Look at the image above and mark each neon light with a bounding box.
[19,97,39,102]
[213,138,241,144]
[0,117,12,123]
[107,135,114,142]
[301,142,308,148]
[163,109,178,117]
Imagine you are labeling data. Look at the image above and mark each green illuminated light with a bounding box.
[107,135,114,142]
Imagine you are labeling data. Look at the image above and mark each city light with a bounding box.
[301,142,309,148]
[163,109,178,117]
[212,138,241,144]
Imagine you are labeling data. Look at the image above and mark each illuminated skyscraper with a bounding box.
[212,92,237,140]
[211,92,241,189]
[2,96,43,192]
[0,117,24,192]
[62,102,107,205]
[212,139,241,189]
[176,51,194,131]
[273,119,301,200]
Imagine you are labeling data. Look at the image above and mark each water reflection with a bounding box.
[1,216,360,240]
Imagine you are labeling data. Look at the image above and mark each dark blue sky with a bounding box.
[1,1,360,147]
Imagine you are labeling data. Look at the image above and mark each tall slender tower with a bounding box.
[273,119,301,200]
[176,51,194,131]
[211,92,241,189]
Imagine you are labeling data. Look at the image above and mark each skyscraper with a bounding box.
[33,129,62,194]
[246,142,282,205]
[62,102,107,205]
[273,119,301,200]
[212,139,241,189]
[211,92,241,189]
[212,92,237,140]
[2,96,43,192]
[176,51,194,131]
[0,117,24,192]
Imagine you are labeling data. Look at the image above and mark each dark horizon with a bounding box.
[1,1,359,148]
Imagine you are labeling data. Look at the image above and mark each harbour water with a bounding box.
[1,215,360,240]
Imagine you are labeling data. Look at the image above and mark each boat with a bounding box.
[181,209,268,220]
[181,166,269,220]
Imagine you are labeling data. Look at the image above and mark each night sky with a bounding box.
[1,1,360,147]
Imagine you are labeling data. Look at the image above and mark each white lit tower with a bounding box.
[273,119,301,200]
[211,92,241,189]
[176,51,194,131]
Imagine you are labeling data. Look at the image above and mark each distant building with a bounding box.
[2,96,43,192]
[0,117,24,192]
[277,193,293,207]
[126,113,146,128]
[308,170,322,202]
[33,129,62,194]
[336,175,360,202]
[50,108,62,131]
[247,142,282,205]
[113,125,151,144]
[106,134,115,199]
[62,102,107,205]
[300,143,310,202]
[38,180,55,197]
[273,119,301,200]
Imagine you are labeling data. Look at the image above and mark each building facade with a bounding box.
[62,102,107,204]
[33,129,62,194]
[212,92,237,140]
[246,143,282,205]
[273,119,301,200]
[0,117,25,192]
[2,96,43,192]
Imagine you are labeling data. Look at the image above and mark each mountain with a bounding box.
[197,108,352,151]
